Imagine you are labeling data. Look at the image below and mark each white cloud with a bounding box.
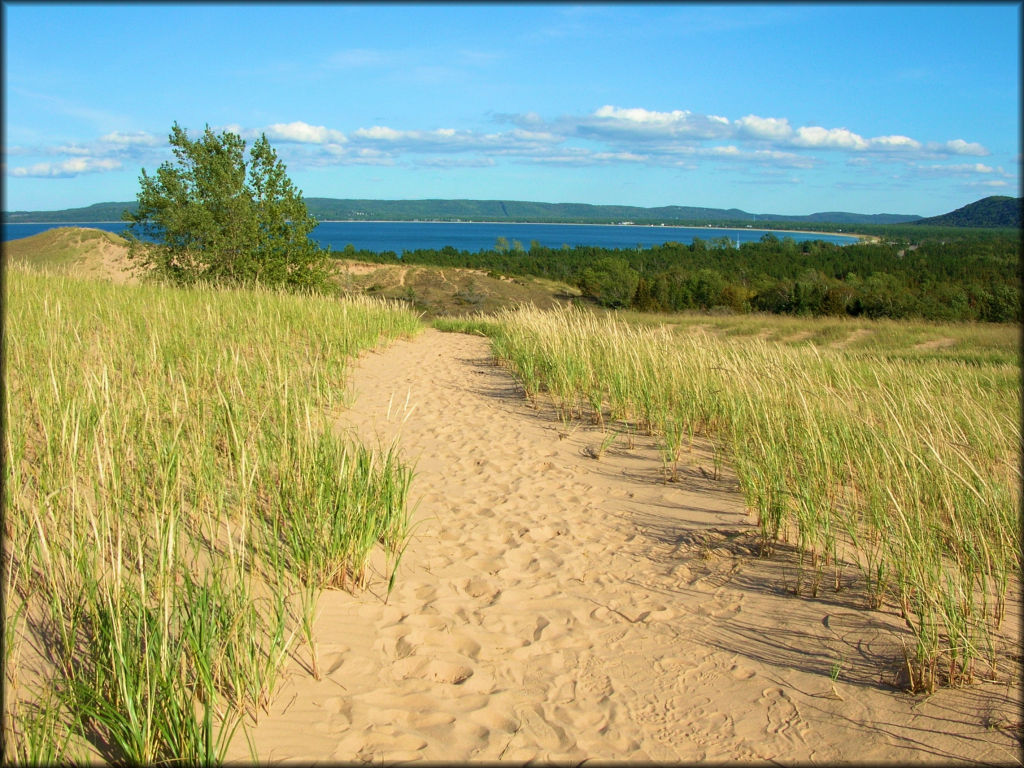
[346,125,563,160]
[748,149,816,168]
[792,126,869,150]
[911,162,1000,178]
[584,105,733,140]
[935,138,988,156]
[217,123,260,139]
[4,107,996,186]
[734,115,794,141]
[100,131,160,146]
[11,157,122,178]
[266,121,346,144]
[414,156,496,168]
[868,134,921,151]
[965,179,1009,188]
[53,143,95,156]
[591,151,650,163]
[508,128,561,143]
[736,117,921,154]
[353,125,406,141]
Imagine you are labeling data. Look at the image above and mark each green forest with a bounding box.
[335,227,1021,323]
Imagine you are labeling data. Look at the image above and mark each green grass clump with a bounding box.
[3,265,421,762]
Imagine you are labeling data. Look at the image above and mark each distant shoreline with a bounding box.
[315,219,873,241]
[3,219,873,243]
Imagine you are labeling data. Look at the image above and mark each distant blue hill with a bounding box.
[911,196,1021,228]
[3,198,923,226]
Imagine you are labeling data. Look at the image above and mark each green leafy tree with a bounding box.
[124,123,331,290]
[578,257,640,308]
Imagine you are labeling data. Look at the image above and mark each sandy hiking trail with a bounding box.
[228,329,1021,764]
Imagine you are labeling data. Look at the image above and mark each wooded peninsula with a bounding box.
[335,225,1020,323]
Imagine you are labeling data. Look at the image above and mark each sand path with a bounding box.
[229,329,1021,764]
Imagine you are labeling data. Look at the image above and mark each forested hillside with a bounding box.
[913,196,1021,228]
[337,229,1020,323]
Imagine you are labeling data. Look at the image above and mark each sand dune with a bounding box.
[228,329,1021,764]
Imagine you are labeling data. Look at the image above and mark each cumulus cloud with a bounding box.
[792,126,869,150]
[581,105,733,141]
[933,138,988,156]
[504,106,969,166]
[868,135,921,151]
[266,121,347,144]
[735,116,924,154]
[352,125,406,141]
[11,157,122,178]
[346,124,563,159]
[734,115,794,141]
[4,106,996,186]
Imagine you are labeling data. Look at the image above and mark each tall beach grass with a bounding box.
[3,265,421,762]
[439,306,1021,693]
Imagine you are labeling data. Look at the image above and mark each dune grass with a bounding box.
[3,265,421,763]
[438,306,1021,693]
[2,226,129,273]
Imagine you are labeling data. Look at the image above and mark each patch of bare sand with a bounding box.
[336,260,389,276]
[914,337,957,351]
[66,228,139,284]
[228,329,1021,764]
[832,326,874,349]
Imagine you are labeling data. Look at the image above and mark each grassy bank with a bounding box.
[437,307,1021,693]
[3,265,421,762]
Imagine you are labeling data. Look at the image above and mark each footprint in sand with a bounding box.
[467,703,518,734]
[696,589,744,619]
[577,657,614,700]
[636,692,707,752]
[458,575,501,602]
[757,686,809,746]
[318,696,353,730]
[686,703,737,748]
[680,657,722,684]
[729,663,757,680]
[514,704,575,753]
[391,654,474,685]
[334,730,428,763]
[401,628,482,661]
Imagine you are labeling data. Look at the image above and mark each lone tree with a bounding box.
[124,122,331,290]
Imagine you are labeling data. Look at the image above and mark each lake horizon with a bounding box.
[2,220,862,253]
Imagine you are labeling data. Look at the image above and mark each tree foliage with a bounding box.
[336,229,1020,323]
[124,123,331,290]
[578,257,640,308]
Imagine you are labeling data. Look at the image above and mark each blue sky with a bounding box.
[3,2,1020,216]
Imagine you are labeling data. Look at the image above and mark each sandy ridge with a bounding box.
[228,329,1020,764]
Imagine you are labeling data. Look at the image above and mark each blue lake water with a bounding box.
[2,220,859,252]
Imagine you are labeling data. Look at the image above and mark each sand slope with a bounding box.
[229,329,1021,764]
